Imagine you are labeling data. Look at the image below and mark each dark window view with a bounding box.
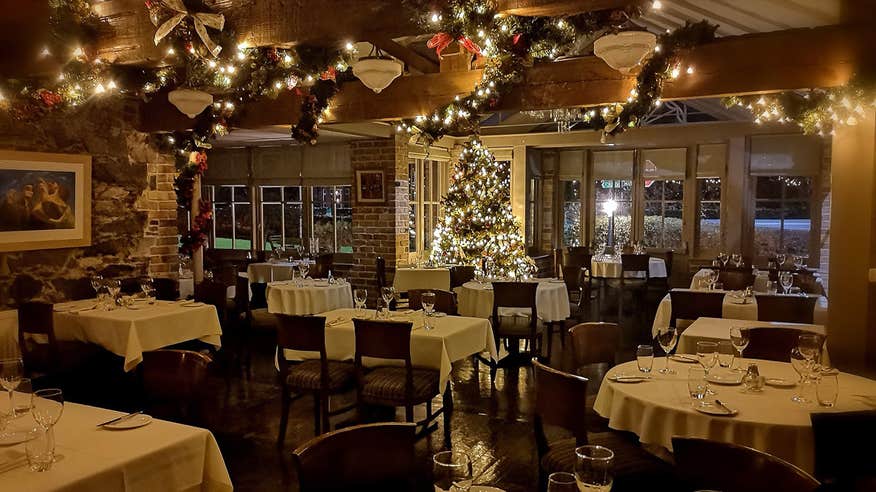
[754,176,812,258]
[643,179,684,249]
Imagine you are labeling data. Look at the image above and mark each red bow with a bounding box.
[427,32,481,58]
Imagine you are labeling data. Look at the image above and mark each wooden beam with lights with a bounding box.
[368,35,439,74]
[137,24,875,132]
[496,0,647,16]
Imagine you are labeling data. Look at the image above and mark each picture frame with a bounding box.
[0,150,92,252]
[356,169,386,204]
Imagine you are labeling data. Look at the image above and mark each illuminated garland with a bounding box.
[723,73,876,137]
[179,198,213,255]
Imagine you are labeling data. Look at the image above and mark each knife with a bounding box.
[673,354,699,363]
[714,399,734,415]
[97,410,143,427]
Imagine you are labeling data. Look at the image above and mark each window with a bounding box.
[260,186,303,250]
[592,151,634,247]
[561,180,581,246]
[643,179,684,249]
[697,178,722,251]
[312,186,353,253]
[754,176,812,257]
[206,185,252,250]
[408,158,447,255]
[526,177,540,248]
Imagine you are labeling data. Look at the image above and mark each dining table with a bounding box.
[677,317,827,354]
[392,266,451,293]
[594,359,876,473]
[454,278,571,323]
[247,261,301,283]
[651,289,828,337]
[280,308,498,391]
[590,255,667,279]
[52,299,223,372]
[0,399,232,492]
[266,279,354,315]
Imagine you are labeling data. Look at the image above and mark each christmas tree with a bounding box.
[430,137,534,278]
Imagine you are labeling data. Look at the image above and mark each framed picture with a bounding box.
[356,169,386,203]
[0,150,92,252]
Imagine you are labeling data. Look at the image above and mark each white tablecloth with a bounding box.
[652,290,828,337]
[392,267,451,293]
[266,280,354,315]
[53,299,223,372]
[594,359,876,473]
[247,262,299,283]
[281,308,498,391]
[454,279,571,323]
[179,276,194,299]
[590,257,667,279]
[691,268,771,291]
[0,401,232,492]
[678,317,827,354]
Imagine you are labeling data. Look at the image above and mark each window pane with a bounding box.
[699,202,721,251]
[699,178,721,201]
[664,201,683,249]
[756,177,782,199]
[312,187,334,252]
[233,203,252,250]
[783,177,812,200]
[563,180,580,201]
[262,186,281,202]
[284,203,303,248]
[423,205,433,251]
[432,162,440,201]
[594,201,632,248]
[263,203,282,250]
[754,201,782,256]
[234,186,250,202]
[283,186,301,202]
[423,162,431,202]
[336,186,353,253]
[216,186,232,203]
[213,203,233,249]
[643,180,663,201]
[643,201,662,247]
[562,180,581,246]
[664,179,684,200]
[409,204,417,251]
[408,162,417,203]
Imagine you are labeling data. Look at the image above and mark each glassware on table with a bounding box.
[767,280,778,295]
[354,288,367,314]
[30,388,63,467]
[707,269,719,290]
[380,286,396,312]
[298,260,310,280]
[717,341,735,369]
[547,472,577,492]
[26,426,55,472]
[90,274,104,296]
[798,333,822,364]
[776,253,787,268]
[422,291,436,331]
[790,348,811,403]
[575,445,614,492]
[816,371,839,407]
[432,450,472,492]
[729,326,750,370]
[793,255,806,270]
[655,326,678,374]
[718,252,729,267]
[688,367,708,402]
[12,377,32,415]
[106,279,121,308]
[779,272,794,294]
[140,277,155,302]
[696,341,718,395]
[0,358,24,419]
[730,253,742,267]
[636,345,654,373]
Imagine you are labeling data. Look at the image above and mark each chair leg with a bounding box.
[442,388,453,449]
[545,329,553,362]
[277,387,291,447]
[321,393,331,434]
[313,394,321,436]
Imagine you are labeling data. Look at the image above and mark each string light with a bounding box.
[652,0,663,10]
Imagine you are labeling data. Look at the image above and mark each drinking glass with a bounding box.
[106,279,121,308]
[730,253,742,267]
[717,341,735,369]
[793,255,806,270]
[656,326,677,374]
[0,358,24,418]
[32,389,64,430]
[636,345,653,373]
[547,472,577,492]
[26,426,55,472]
[779,272,793,294]
[816,372,838,407]
[707,269,719,290]
[140,277,155,301]
[11,377,32,416]
[776,253,787,268]
[729,326,750,370]
[696,341,718,395]
[767,280,778,295]
[718,252,729,267]
[798,334,822,364]
[432,451,472,492]
[687,367,707,402]
[90,274,104,296]
[354,288,367,314]
[574,445,614,492]
[790,348,811,403]
[298,260,310,280]
[381,286,395,312]
[422,291,436,331]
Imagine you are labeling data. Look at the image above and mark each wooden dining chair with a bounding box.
[672,437,819,492]
[562,247,591,270]
[194,278,229,325]
[491,281,546,363]
[152,277,179,301]
[533,360,676,491]
[449,265,475,289]
[562,265,594,324]
[310,254,334,279]
[292,422,419,492]
[568,322,620,370]
[668,290,725,331]
[276,315,355,445]
[246,281,276,331]
[619,254,650,331]
[141,349,212,424]
[745,327,823,362]
[407,289,458,315]
[811,410,876,490]
[756,294,818,324]
[353,318,449,447]
[719,270,755,290]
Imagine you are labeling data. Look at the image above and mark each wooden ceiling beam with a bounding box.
[368,35,439,74]
[495,0,647,17]
[137,24,874,132]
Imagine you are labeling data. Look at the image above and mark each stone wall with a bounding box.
[346,135,409,303]
[0,98,177,307]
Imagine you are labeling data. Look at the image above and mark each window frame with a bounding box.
[311,185,353,254]
[259,185,304,251]
[408,157,448,258]
[204,184,254,250]
[752,175,816,262]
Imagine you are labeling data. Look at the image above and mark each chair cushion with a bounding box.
[287,360,355,391]
[360,366,440,405]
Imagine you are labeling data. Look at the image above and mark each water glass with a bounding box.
[729,326,750,366]
[816,373,839,407]
[381,286,395,311]
[636,345,653,373]
[717,341,735,368]
[433,451,472,491]
[0,358,23,418]
[575,445,614,492]
[353,288,367,313]
[26,427,55,472]
[547,472,577,492]
[779,272,794,294]
[656,326,677,374]
[12,377,33,415]
[767,281,778,294]
[688,367,707,402]
[32,389,64,429]
[90,274,104,296]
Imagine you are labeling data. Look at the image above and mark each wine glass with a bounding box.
[717,341,735,368]
[730,253,742,267]
[655,327,677,374]
[31,388,63,464]
[718,252,729,267]
[0,358,23,418]
[140,277,155,302]
[422,291,436,331]
[380,286,395,313]
[433,451,472,491]
[779,272,794,294]
[298,260,310,281]
[354,288,367,314]
[707,269,719,291]
[636,345,654,373]
[575,445,614,492]
[90,274,104,296]
[106,279,121,308]
[798,333,822,363]
[776,253,787,268]
[547,472,577,492]
[790,348,811,403]
[793,255,806,270]
[696,341,718,395]
[729,326,750,371]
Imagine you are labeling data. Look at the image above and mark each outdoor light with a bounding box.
[602,199,619,215]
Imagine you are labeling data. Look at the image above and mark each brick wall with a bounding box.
[0,97,177,306]
[818,140,832,294]
[346,135,409,303]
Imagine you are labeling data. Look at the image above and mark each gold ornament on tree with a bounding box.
[150,0,226,58]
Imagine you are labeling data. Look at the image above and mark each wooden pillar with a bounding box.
[192,175,204,284]
[827,110,876,371]
[511,144,527,233]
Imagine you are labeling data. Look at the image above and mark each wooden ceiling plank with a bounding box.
[368,36,439,74]
[496,0,646,16]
